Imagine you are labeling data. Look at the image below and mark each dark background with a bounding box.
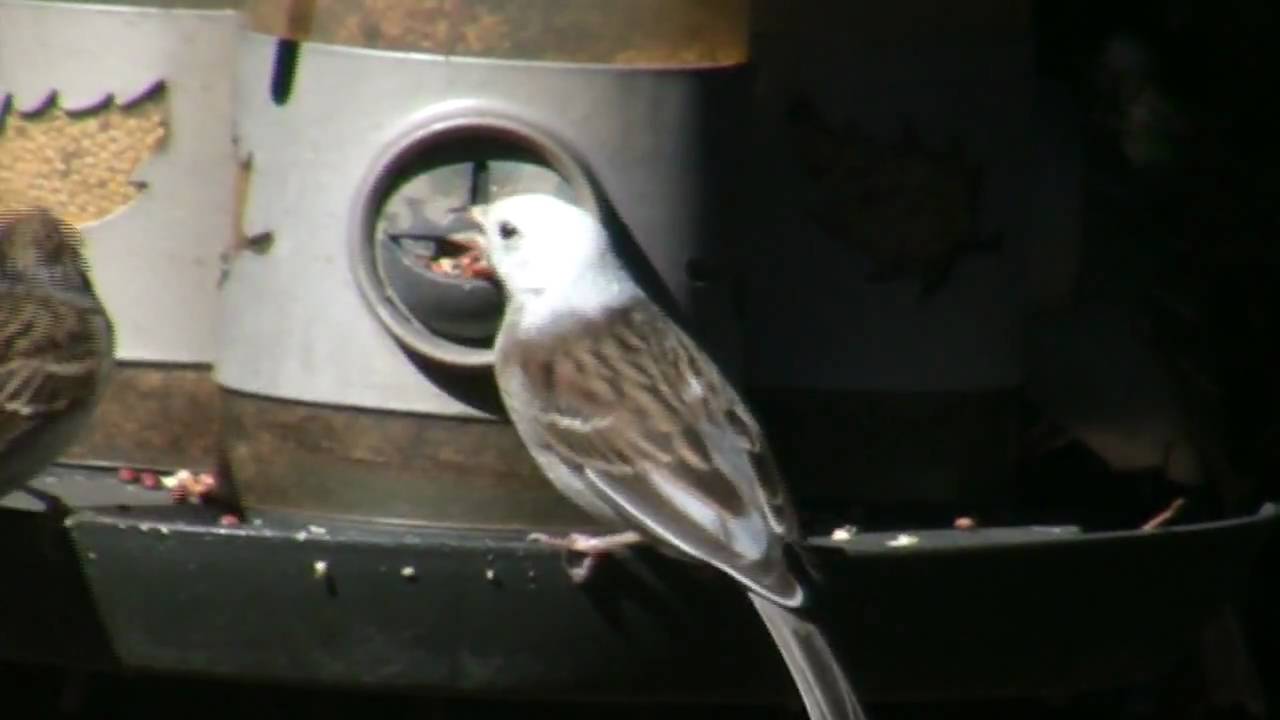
[1032,2,1280,716]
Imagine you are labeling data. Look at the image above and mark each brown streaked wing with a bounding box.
[0,291,103,441]
[516,302,795,574]
[625,302,802,541]
[676,334,803,541]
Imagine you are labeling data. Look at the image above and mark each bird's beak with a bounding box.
[444,204,488,251]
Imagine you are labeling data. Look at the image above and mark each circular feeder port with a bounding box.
[351,108,599,368]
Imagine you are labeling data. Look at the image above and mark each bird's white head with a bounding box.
[455,193,639,323]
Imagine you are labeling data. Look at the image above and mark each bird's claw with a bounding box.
[526,530,643,584]
[525,531,613,554]
[526,532,605,584]
[565,553,602,585]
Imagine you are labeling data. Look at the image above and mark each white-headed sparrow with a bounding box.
[455,193,868,720]
[1,207,115,500]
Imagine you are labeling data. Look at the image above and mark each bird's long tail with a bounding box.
[748,592,869,720]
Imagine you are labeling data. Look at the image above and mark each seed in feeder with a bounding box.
[313,560,329,580]
[140,471,160,489]
[953,517,977,530]
[193,473,218,502]
[218,514,241,526]
[400,566,416,579]
[886,533,920,548]
[117,467,139,484]
[160,469,192,490]
[169,486,189,504]
[830,525,857,542]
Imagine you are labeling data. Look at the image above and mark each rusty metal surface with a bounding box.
[752,0,1031,44]
[34,0,239,7]
[242,0,749,65]
[61,363,219,473]
[219,389,599,530]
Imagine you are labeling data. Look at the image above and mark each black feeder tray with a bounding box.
[1,466,1275,706]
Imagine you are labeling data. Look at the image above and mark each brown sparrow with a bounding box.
[1,207,115,500]
[454,194,868,720]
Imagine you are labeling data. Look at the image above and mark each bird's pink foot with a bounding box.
[527,530,643,554]
[526,530,643,584]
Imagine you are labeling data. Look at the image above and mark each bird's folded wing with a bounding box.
[512,303,804,606]
[0,290,103,450]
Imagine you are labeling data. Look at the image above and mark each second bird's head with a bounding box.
[0,207,96,295]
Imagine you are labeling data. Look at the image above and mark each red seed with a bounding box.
[954,517,977,530]
[140,471,160,489]
[218,514,241,526]
[117,467,139,484]
[191,473,217,502]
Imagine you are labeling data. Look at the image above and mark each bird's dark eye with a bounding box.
[497,221,519,241]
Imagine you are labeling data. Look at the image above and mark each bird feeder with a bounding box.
[217,0,752,527]
[0,0,239,474]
